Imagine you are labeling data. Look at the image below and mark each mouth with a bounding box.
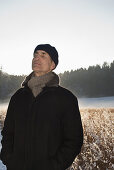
[33,62,41,65]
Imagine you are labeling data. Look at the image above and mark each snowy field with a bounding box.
[0,127,6,170]
[0,97,113,169]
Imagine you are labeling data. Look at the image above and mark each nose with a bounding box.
[34,54,41,60]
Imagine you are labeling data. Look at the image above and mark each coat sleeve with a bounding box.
[0,96,15,165]
[50,96,83,170]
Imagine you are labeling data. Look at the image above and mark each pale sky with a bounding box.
[0,0,114,75]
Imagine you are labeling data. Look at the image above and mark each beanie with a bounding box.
[34,44,59,67]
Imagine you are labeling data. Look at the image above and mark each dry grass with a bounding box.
[68,108,114,170]
[0,109,6,129]
[0,108,113,169]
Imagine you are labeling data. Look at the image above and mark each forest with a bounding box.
[0,61,114,100]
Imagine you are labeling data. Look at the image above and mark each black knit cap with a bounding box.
[34,44,59,67]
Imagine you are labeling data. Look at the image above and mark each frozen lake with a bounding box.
[78,96,114,108]
[0,96,114,111]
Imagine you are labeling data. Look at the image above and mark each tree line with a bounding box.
[59,61,114,97]
[0,71,26,100]
[0,61,114,100]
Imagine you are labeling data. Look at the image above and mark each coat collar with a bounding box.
[23,84,60,100]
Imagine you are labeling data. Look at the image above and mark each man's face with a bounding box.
[32,50,55,76]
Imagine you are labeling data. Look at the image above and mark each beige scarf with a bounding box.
[23,71,59,97]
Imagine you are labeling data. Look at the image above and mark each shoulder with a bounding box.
[57,85,76,96]
[11,87,29,100]
[55,85,78,102]
[55,86,80,111]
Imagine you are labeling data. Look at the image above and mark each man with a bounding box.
[0,44,83,170]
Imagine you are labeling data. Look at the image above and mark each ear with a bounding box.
[51,61,56,70]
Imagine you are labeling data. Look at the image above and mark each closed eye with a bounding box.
[42,52,46,55]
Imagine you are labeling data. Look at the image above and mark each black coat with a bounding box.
[0,85,83,170]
